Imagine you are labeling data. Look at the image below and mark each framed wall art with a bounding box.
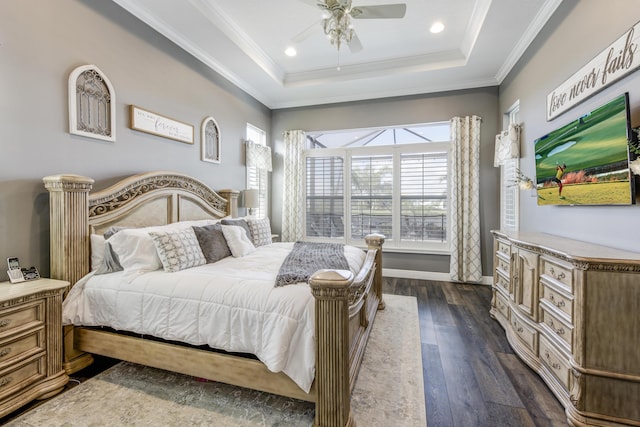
[68,64,116,142]
[130,105,194,144]
[201,116,221,163]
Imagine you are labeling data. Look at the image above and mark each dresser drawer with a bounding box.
[541,305,573,352]
[0,301,44,337]
[496,255,511,276]
[493,290,509,321]
[540,281,573,322]
[496,239,511,258]
[509,310,538,355]
[0,354,46,400]
[540,335,571,391]
[495,272,511,294]
[540,257,573,292]
[0,328,44,367]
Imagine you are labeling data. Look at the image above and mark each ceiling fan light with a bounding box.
[430,21,445,34]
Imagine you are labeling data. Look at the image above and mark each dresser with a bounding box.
[0,279,69,417]
[491,230,640,426]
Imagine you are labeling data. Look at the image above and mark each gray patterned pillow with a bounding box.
[246,217,272,247]
[148,228,206,272]
[192,224,232,263]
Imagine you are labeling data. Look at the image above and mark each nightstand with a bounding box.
[271,234,280,243]
[0,279,69,417]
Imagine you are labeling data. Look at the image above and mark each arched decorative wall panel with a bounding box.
[68,64,116,142]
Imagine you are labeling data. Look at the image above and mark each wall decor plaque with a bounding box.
[546,20,640,121]
[130,105,194,144]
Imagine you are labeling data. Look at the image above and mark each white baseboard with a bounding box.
[382,268,492,286]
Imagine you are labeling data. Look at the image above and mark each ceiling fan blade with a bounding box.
[292,19,322,44]
[347,32,363,53]
[351,4,407,19]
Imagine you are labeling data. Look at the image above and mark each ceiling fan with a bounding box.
[295,0,407,53]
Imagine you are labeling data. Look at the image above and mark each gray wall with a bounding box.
[499,0,640,252]
[0,0,270,280]
[271,88,501,275]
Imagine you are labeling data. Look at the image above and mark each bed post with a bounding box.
[309,269,355,427]
[365,233,385,310]
[218,189,239,217]
[43,174,94,286]
[43,174,95,374]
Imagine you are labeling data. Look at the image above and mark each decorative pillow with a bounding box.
[90,234,106,271]
[94,241,124,275]
[221,219,253,241]
[192,224,232,263]
[108,228,163,272]
[246,217,272,247]
[221,224,256,258]
[148,228,206,272]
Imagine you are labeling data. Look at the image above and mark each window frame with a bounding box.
[500,101,521,232]
[304,141,451,253]
[245,123,268,219]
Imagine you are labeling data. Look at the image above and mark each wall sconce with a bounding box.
[242,189,259,216]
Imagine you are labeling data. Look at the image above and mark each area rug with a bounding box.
[7,294,425,426]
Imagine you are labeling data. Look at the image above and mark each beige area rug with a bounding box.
[8,294,425,427]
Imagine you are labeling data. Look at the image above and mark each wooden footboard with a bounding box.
[44,172,385,427]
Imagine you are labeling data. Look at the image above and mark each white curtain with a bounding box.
[450,116,483,283]
[282,130,306,242]
[246,140,273,171]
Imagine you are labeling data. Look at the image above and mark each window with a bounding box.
[246,123,268,218]
[500,102,520,231]
[304,123,450,252]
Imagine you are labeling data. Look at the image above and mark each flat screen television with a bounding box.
[534,93,635,205]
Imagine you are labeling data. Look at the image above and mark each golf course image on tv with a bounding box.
[534,93,635,206]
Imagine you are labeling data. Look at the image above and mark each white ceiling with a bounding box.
[112,0,562,109]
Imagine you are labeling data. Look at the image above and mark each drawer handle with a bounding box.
[547,319,565,336]
[0,376,13,387]
[544,350,561,370]
[0,347,11,357]
[511,319,524,333]
[0,319,11,328]
[549,267,566,280]
[549,294,566,308]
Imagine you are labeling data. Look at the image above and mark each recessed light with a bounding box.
[285,46,297,57]
[430,22,445,34]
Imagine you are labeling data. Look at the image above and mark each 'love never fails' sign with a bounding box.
[547,21,640,121]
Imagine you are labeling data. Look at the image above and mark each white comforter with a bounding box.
[62,242,365,393]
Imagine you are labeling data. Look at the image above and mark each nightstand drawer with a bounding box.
[0,328,44,366]
[0,354,46,399]
[0,301,44,337]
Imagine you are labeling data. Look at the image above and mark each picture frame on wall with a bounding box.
[201,116,221,164]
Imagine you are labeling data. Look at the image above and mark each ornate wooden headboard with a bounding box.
[43,171,239,287]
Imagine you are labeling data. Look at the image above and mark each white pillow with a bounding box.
[149,228,206,272]
[90,234,106,271]
[221,224,256,257]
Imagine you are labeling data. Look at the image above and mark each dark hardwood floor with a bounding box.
[1,278,567,426]
[383,277,567,427]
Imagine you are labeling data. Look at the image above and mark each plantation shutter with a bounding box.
[400,151,448,242]
[305,156,345,238]
[351,155,394,239]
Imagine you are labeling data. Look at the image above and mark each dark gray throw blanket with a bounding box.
[275,241,349,287]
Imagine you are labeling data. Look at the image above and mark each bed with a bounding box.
[43,171,385,427]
